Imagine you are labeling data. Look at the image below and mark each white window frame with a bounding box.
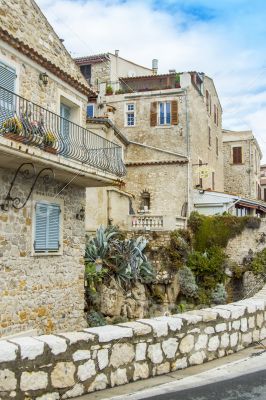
[31,195,64,257]
[125,102,136,127]
[158,101,171,126]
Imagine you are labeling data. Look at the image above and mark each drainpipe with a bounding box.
[184,89,191,222]
[249,139,252,197]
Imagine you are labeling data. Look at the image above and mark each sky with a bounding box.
[36,0,266,160]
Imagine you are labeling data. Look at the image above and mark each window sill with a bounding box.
[31,251,63,257]
[154,125,172,129]
[124,125,136,128]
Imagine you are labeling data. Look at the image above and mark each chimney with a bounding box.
[115,49,119,57]
[152,59,158,75]
[169,69,176,74]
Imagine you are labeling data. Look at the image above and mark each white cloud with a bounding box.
[36,0,266,160]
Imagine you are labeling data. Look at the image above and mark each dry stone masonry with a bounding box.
[0,287,266,399]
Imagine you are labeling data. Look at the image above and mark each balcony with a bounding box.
[130,215,164,230]
[0,86,126,177]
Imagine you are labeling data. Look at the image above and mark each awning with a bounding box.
[237,201,266,213]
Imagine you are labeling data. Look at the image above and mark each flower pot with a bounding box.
[44,146,57,154]
[3,132,26,143]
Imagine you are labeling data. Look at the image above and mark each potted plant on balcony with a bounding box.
[43,132,57,154]
[1,116,25,142]
[175,74,181,88]
[106,85,113,95]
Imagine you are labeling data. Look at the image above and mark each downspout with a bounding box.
[184,89,191,222]
[249,139,252,197]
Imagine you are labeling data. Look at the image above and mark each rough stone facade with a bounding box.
[223,129,262,199]
[0,0,87,86]
[225,220,266,264]
[0,166,86,337]
[0,289,265,399]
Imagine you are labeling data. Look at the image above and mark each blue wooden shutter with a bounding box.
[0,62,16,124]
[34,202,61,252]
[47,204,60,251]
[35,203,48,252]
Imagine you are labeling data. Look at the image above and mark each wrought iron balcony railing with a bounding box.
[0,86,126,177]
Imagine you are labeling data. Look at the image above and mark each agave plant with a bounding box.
[85,225,119,264]
[110,236,155,285]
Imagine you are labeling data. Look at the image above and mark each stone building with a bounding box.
[88,71,224,231]
[75,51,152,99]
[223,129,262,199]
[0,0,125,337]
[260,164,266,201]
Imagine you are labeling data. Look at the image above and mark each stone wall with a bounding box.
[226,220,266,264]
[0,166,86,337]
[0,0,87,85]
[0,289,266,399]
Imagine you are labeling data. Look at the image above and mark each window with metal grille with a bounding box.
[233,147,242,164]
[34,202,61,253]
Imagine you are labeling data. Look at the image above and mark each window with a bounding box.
[216,137,219,156]
[150,100,178,126]
[213,104,219,125]
[199,159,203,188]
[140,191,150,211]
[159,102,171,125]
[212,172,215,190]
[264,188,266,202]
[80,64,91,83]
[206,90,209,112]
[87,104,94,118]
[0,61,16,124]
[233,147,242,164]
[208,127,211,147]
[125,103,135,126]
[34,202,61,254]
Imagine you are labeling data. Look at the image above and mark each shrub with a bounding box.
[187,246,227,289]
[87,311,106,327]
[178,266,198,298]
[250,248,266,275]
[211,283,227,305]
[166,229,191,269]
[188,212,261,251]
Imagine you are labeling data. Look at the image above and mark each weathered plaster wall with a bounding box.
[125,163,188,227]
[223,133,261,199]
[0,166,86,337]
[189,77,224,192]
[0,289,265,399]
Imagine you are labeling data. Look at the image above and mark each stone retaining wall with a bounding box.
[1,288,266,399]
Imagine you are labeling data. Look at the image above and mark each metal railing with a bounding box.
[0,86,126,177]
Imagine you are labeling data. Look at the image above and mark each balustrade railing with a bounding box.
[0,86,126,177]
[131,215,164,230]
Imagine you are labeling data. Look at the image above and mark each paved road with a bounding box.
[145,368,266,400]
[101,350,266,400]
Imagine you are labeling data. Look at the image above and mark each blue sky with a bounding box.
[37,0,266,160]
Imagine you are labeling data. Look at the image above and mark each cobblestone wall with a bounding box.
[0,289,265,399]
[0,166,86,337]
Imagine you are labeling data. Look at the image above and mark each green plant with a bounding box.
[177,303,186,313]
[165,230,191,269]
[211,283,227,304]
[250,248,266,275]
[106,85,113,95]
[115,89,125,95]
[175,73,180,84]
[188,212,260,252]
[110,236,156,285]
[87,311,106,327]
[85,225,119,264]
[2,116,23,134]
[85,262,107,289]
[187,246,227,289]
[43,131,56,146]
[178,266,198,298]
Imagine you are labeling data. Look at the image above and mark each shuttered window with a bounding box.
[171,100,178,125]
[233,147,242,164]
[150,102,157,126]
[34,202,61,253]
[0,62,16,124]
